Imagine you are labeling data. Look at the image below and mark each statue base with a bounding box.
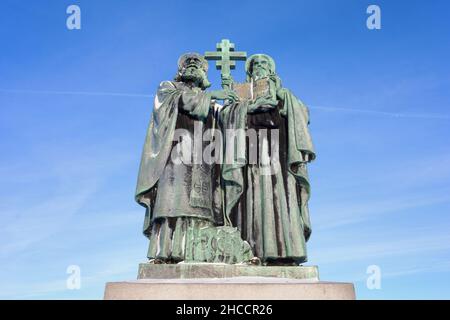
[104,263,356,300]
[138,263,320,280]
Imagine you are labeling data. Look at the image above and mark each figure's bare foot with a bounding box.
[248,257,261,266]
[148,258,166,264]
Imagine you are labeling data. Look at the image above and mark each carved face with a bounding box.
[180,56,206,84]
[250,56,271,80]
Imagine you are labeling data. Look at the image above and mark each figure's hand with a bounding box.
[210,90,226,100]
[210,89,239,103]
[253,95,278,107]
[221,74,234,88]
[226,90,240,104]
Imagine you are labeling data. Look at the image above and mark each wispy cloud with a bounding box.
[0,89,153,98]
[0,187,97,255]
[380,262,450,280]
[0,141,135,256]
[314,191,450,231]
[312,151,450,230]
[1,88,449,121]
[314,232,450,265]
[0,250,140,299]
[309,105,450,121]
[346,261,450,285]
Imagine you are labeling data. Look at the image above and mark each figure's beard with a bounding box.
[252,67,270,80]
[180,66,204,85]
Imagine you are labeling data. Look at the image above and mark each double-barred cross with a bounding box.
[205,39,246,88]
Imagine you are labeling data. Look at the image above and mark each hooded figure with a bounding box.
[220,54,316,265]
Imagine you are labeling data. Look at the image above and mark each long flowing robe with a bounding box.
[220,87,315,264]
[135,80,222,262]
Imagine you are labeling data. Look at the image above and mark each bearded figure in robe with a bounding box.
[135,53,238,264]
[221,54,316,265]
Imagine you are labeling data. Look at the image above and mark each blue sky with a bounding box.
[1,0,449,299]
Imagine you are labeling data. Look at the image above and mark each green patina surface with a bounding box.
[138,263,319,281]
[184,226,253,264]
[205,39,247,78]
[135,40,315,267]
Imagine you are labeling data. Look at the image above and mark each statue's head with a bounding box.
[246,54,276,81]
[174,52,211,89]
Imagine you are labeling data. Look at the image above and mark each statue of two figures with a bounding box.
[135,40,315,267]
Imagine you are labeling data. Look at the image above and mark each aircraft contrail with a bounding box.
[309,105,450,121]
[1,89,448,120]
[0,89,153,98]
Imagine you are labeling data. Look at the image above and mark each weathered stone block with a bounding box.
[104,278,356,300]
[137,263,320,281]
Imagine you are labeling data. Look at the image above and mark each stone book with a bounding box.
[232,77,272,101]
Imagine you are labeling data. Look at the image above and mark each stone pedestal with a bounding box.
[138,263,320,281]
[104,263,356,300]
[104,278,355,300]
